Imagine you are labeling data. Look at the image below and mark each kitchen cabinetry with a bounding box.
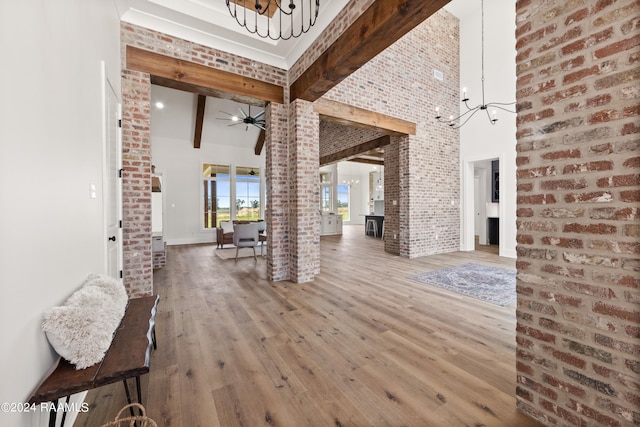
[320,214,343,236]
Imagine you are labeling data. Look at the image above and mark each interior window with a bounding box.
[337,184,350,221]
[320,172,332,212]
[236,166,261,222]
[203,164,230,228]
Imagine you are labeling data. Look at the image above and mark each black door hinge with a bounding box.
[119,220,123,228]
[118,119,122,128]
[118,168,123,178]
[119,270,123,279]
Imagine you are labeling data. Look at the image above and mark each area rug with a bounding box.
[215,246,264,260]
[409,263,516,306]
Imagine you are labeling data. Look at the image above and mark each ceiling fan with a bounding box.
[217,105,265,131]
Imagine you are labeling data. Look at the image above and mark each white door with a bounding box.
[103,66,123,281]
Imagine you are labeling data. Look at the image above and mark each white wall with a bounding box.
[336,162,378,225]
[459,0,517,258]
[150,87,266,245]
[0,1,122,426]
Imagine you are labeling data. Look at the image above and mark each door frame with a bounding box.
[461,153,505,253]
[102,61,123,281]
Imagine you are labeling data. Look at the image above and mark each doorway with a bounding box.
[463,156,501,254]
[102,65,123,281]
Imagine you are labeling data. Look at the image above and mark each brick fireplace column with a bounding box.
[288,99,321,283]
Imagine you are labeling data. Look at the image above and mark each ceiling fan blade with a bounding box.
[219,110,236,117]
[238,107,248,118]
[254,110,265,119]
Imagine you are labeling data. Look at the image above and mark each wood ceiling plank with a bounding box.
[314,98,416,136]
[320,135,390,166]
[126,46,284,105]
[290,0,451,102]
[193,95,206,149]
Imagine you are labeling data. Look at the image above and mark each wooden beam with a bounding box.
[314,98,416,136]
[349,157,385,166]
[193,95,206,149]
[254,129,266,155]
[320,135,391,166]
[126,45,285,105]
[152,76,266,107]
[290,0,451,102]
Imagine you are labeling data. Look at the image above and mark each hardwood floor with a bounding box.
[76,225,541,427]
[475,235,500,255]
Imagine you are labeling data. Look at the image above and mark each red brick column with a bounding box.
[266,102,291,281]
[121,69,153,297]
[289,99,321,282]
[384,137,400,255]
[515,0,640,425]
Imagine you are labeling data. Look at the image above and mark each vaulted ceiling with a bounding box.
[127,0,469,156]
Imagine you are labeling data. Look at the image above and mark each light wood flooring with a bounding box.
[76,225,541,427]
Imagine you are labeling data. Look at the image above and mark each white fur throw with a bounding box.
[42,274,128,369]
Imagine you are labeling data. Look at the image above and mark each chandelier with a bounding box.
[226,0,320,40]
[435,0,515,128]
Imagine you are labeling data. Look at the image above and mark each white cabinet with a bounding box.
[320,214,343,236]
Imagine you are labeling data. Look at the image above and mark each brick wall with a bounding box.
[121,69,153,297]
[289,100,321,281]
[319,121,386,158]
[323,11,461,258]
[265,102,291,281]
[515,0,640,425]
[385,138,401,255]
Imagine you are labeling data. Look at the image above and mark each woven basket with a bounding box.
[100,403,157,427]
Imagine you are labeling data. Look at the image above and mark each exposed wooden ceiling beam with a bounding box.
[349,157,385,166]
[290,0,451,102]
[152,76,266,107]
[126,45,285,105]
[254,129,266,155]
[193,95,206,149]
[320,135,391,166]
[314,98,416,136]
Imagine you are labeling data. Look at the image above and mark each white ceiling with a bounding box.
[151,85,264,151]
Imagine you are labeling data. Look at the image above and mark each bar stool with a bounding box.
[366,218,378,237]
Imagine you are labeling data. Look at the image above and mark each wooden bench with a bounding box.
[28,295,160,427]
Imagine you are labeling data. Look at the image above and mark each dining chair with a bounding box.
[232,223,259,261]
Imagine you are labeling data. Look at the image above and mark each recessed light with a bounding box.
[155,102,164,109]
